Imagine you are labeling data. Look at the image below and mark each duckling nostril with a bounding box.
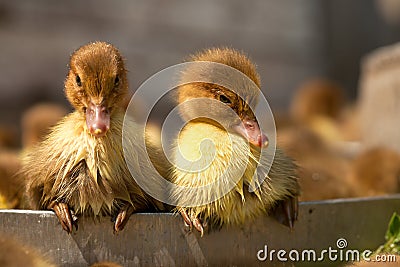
[245,121,254,130]
[86,104,110,138]
[90,124,108,137]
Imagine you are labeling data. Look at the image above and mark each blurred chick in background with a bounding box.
[21,103,68,148]
[282,76,400,200]
[348,147,400,197]
[0,150,21,208]
[0,126,18,148]
[0,123,20,208]
[170,47,300,235]
[0,235,56,267]
[291,79,345,122]
[278,78,363,201]
[290,79,346,141]
[0,104,67,209]
[20,41,162,233]
[278,126,355,201]
[288,78,361,143]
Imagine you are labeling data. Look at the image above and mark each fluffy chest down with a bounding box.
[38,112,136,216]
[172,122,279,225]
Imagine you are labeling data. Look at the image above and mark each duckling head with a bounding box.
[64,41,128,137]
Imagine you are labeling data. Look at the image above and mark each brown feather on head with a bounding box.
[64,42,128,137]
[188,47,261,87]
[177,47,268,147]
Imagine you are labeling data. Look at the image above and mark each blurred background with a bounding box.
[1,0,400,207]
[1,0,400,133]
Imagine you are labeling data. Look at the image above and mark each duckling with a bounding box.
[278,127,354,201]
[0,149,22,208]
[290,79,345,123]
[0,235,56,267]
[348,147,400,197]
[0,125,18,148]
[21,42,160,233]
[171,48,300,235]
[290,79,346,142]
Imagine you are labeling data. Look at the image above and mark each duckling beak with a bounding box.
[234,118,269,147]
[85,102,110,137]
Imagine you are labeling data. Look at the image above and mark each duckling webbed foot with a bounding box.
[49,201,78,234]
[271,196,298,230]
[113,204,134,233]
[178,207,204,236]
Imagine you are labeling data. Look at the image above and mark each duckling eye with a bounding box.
[114,75,120,86]
[219,94,231,104]
[76,75,82,87]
